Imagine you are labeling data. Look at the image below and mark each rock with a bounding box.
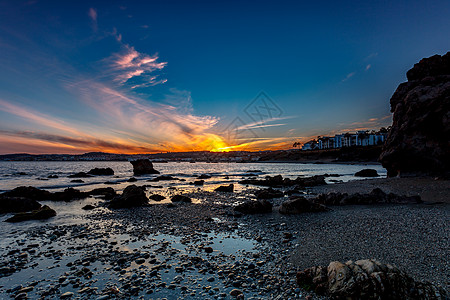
[198,174,211,179]
[149,194,165,201]
[380,52,450,177]
[355,169,379,177]
[51,188,87,202]
[171,195,191,203]
[314,188,422,206]
[193,180,204,186]
[0,196,41,214]
[82,204,95,210]
[1,186,51,202]
[296,259,448,299]
[230,289,243,297]
[255,188,284,199]
[240,175,326,187]
[87,167,114,176]
[47,175,58,179]
[127,177,137,182]
[204,247,213,253]
[87,187,116,200]
[60,291,74,299]
[150,175,177,181]
[234,200,272,214]
[135,258,145,264]
[108,185,149,208]
[130,159,160,175]
[279,197,328,214]
[70,179,84,183]
[5,205,56,222]
[215,184,234,192]
[68,172,92,178]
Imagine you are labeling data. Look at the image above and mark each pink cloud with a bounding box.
[88,8,97,22]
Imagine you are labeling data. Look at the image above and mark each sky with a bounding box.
[0,0,449,154]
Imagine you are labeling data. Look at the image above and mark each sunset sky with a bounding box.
[0,0,449,154]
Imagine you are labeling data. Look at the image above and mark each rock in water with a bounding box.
[87,167,114,175]
[279,196,328,214]
[171,195,192,203]
[234,200,272,214]
[0,197,42,213]
[108,185,149,208]
[380,52,450,177]
[354,169,379,177]
[296,259,447,299]
[130,159,160,175]
[214,184,234,192]
[5,205,56,222]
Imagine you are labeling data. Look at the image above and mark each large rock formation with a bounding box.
[296,259,447,299]
[108,185,149,208]
[5,205,56,223]
[380,52,450,177]
[130,159,160,175]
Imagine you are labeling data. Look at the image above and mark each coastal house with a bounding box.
[301,130,388,151]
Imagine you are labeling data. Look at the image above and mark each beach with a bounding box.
[0,163,448,299]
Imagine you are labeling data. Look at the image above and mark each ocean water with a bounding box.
[0,161,386,193]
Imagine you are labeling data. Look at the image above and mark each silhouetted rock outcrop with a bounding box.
[108,185,149,208]
[130,159,160,175]
[214,184,234,192]
[354,168,379,177]
[171,195,192,203]
[234,200,273,214]
[240,175,326,187]
[5,205,56,223]
[296,259,447,299]
[87,167,114,176]
[279,197,328,214]
[0,197,42,214]
[380,52,450,177]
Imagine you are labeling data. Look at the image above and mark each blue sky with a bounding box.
[0,0,449,153]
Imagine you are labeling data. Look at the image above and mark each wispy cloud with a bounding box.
[342,71,356,82]
[88,8,98,31]
[365,64,371,71]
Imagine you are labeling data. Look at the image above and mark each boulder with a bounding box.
[171,195,192,203]
[0,197,42,214]
[354,169,379,177]
[193,180,204,186]
[149,194,165,201]
[87,187,116,200]
[82,204,95,210]
[130,159,160,175]
[150,175,177,181]
[279,197,328,214]
[1,186,51,201]
[50,188,87,202]
[255,188,284,199]
[198,174,211,179]
[234,200,272,214]
[240,175,326,187]
[296,259,447,299]
[380,52,450,177]
[5,205,56,223]
[108,185,149,208]
[215,184,234,192]
[87,167,114,176]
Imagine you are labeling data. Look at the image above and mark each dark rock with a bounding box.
[279,197,328,214]
[68,172,92,178]
[5,205,56,223]
[0,197,41,214]
[87,187,116,200]
[234,200,272,214]
[149,194,165,201]
[380,52,450,177]
[130,159,160,175]
[215,184,234,192]
[193,180,204,186]
[150,175,177,181]
[1,186,51,201]
[70,179,84,183]
[314,188,422,206]
[47,175,58,179]
[171,195,191,203]
[296,259,447,299]
[354,169,379,177]
[127,177,138,182]
[108,185,149,208]
[204,247,213,253]
[240,175,326,187]
[87,168,114,176]
[197,174,211,179]
[51,188,87,202]
[255,188,284,199]
[104,181,119,185]
[82,205,95,210]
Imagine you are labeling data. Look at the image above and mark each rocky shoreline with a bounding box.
[0,174,448,299]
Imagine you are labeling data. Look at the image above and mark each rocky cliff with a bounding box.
[380,52,450,177]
